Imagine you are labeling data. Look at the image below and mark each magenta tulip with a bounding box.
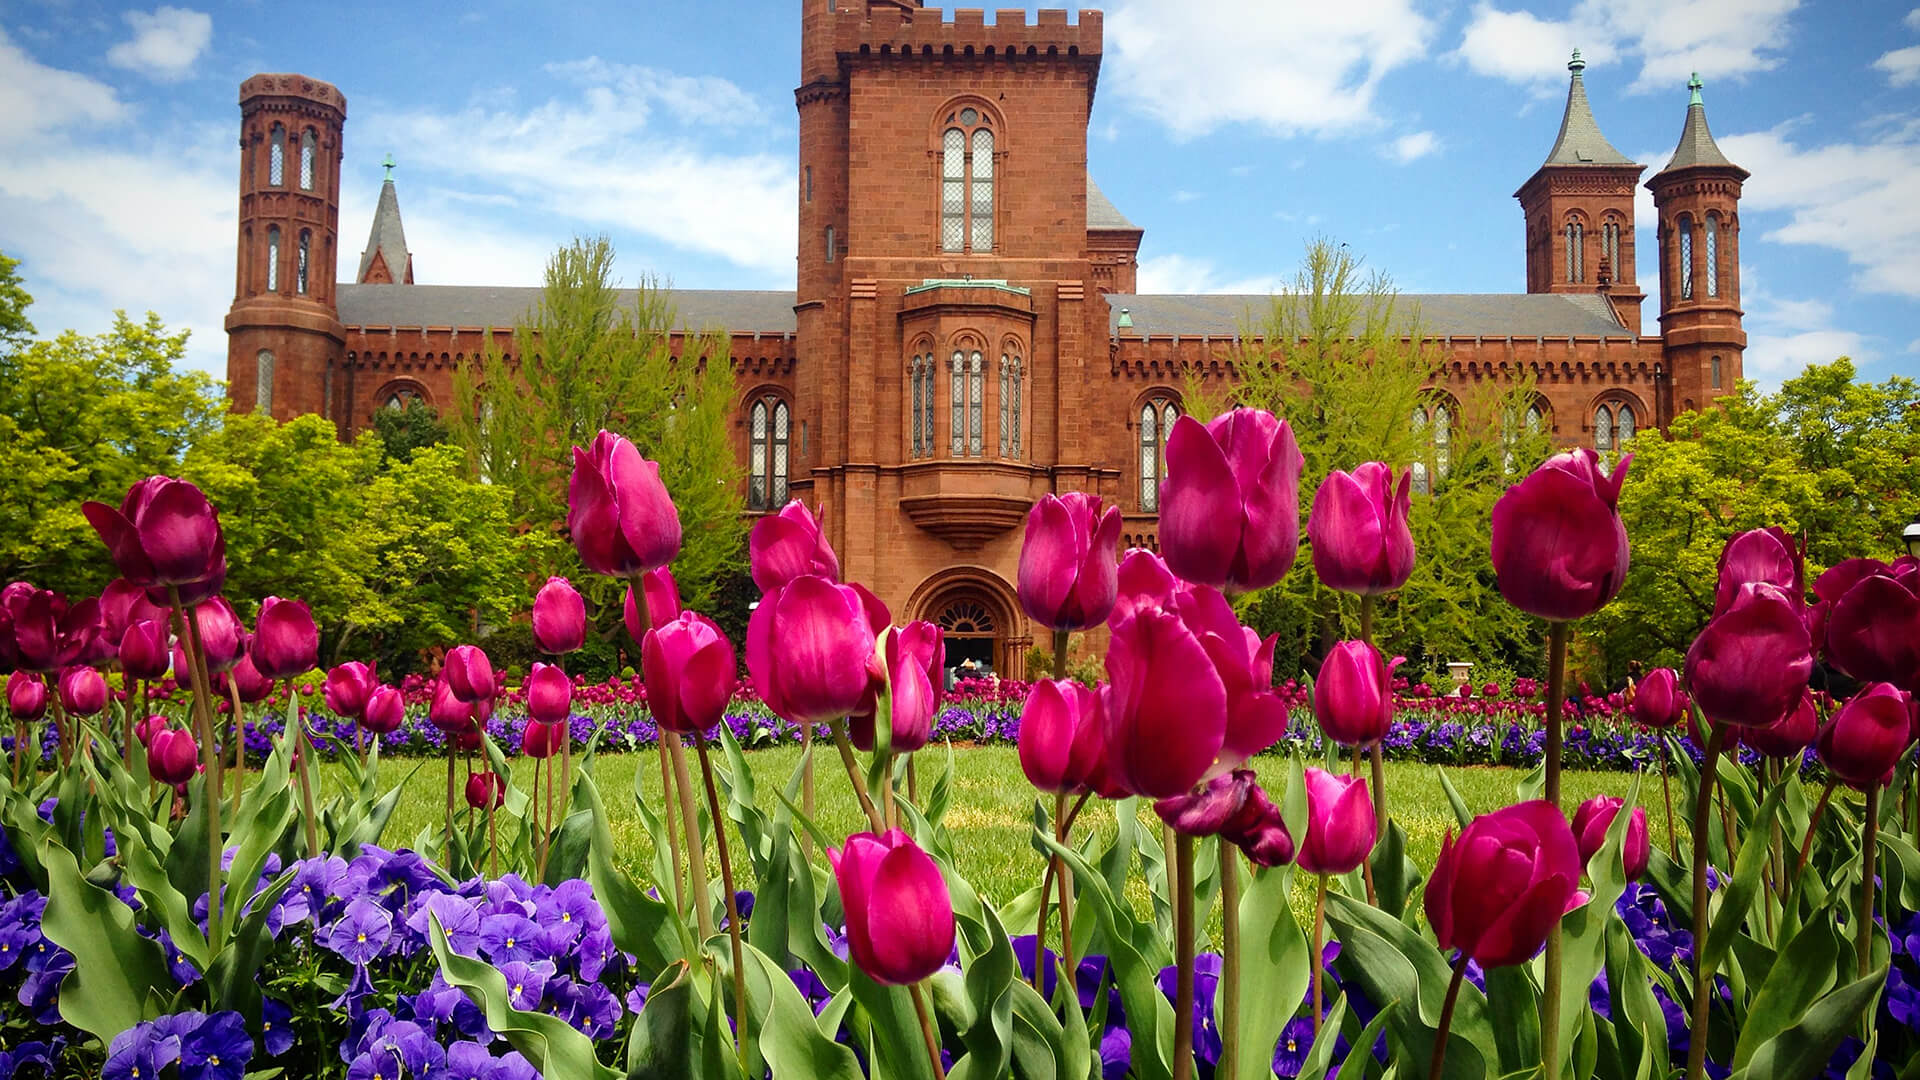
[250,596,318,680]
[427,677,475,733]
[10,589,105,672]
[521,720,563,759]
[1019,679,1108,796]
[1741,691,1818,758]
[1296,768,1376,875]
[444,645,496,704]
[851,622,943,753]
[1152,769,1294,867]
[57,665,108,716]
[1313,640,1396,748]
[1160,408,1304,593]
[525,662,573,727]
[625,566,682,643]
[180,598,246,674]
[81,475,226,597]
[134,713,170,747]
[1308,463,1415,595]
[750,501,841,593]
[1489,448,1630,621]
[362,686,407,736]
[148,728,199,786]
[324,662,378,719]
[1817,683,1914,790]
[228,654,274,704]
[1426,800,1587,968]
[1816,558,1920,691]
[532,577,587,655]
[567,430,681,577]
[640,613,737,735]
[746,576,880,727]
[1571,795,1650,880]
[119,619,171,681]
[1686,582,1813,727]
[1630,667,1685,729]
[6,670,46,721]
[465,770,505,809]
[828,829,957,985]
[1017,492,1122,631]
[1713,527,1803,616]
[98,579,165,642]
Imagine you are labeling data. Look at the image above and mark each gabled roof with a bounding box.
[356,178,413,284]
[1541,50,1634,166]
[336,284,800,334]
[1087,176,1139,231]
[1656,75,1745,176]
[1105,292,1632,338]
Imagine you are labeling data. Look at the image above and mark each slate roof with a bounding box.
[1104,293,1631,338]
[1542,52,1634,166]
[1657,83,1743,176]
[1087,177,1140,231]
[356,179,412,283]
[337,285,801,334]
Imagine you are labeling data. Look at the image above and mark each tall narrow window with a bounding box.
[266,226,280,292]
[1677,214,1694,300]
[296,230,311,295]
[1139,395,1180,511]
[970,128,994,251]
[1616,402,1635,443]
[920,361,934,457]
[1594,404,1615,455]
[1412,400,1455,493]
[747,398,790,510]
[805,165,813,202]
[1565,221,1584,283]
[268,124,285,186]
[910,355,926,457]
[1603,221,1620,277]
[299,130,317,190]
[1705,212,1720,297]
[1711,355,1723,389]
[998,352,1023,457]
[825,225,835,263]
[771,401,790,506]
[941,130,966,253]
[749,401,768,509]
[950,351,965,456]
[938,107,996,253]
[967,351,984,456]
[1433,402,1453,479]
[255,350,275,414]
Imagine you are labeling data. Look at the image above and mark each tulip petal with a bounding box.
[81,502,155,584]
[1231,417,1302,590]
[568,446,631,575]
[1466,873,1578,968]
[744,593,789,720]
[138,481,223,585]
[678,630,738,734]
[1490,466,1629,621]
[1103,608,1228,798]
[1018,496,1080,627]
[1161,416,1243,589]
[1826,575,1920,687]
[603,436,683,572]
[863,843,956,984]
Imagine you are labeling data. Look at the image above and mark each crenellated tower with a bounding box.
[1649,74,1747,415]
[1515,51,1646,333]
[225,74,346,422]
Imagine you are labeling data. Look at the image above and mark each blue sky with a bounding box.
[2,0,1916,390]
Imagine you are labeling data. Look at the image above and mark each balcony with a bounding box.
[897,460,1035,550]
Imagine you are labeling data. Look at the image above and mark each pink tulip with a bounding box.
[178,598,246,674]
[1817,683,1913,790]
[829,829,956,985]
[567,430,681,577]
[6,669,46,721]
[148,728,200,786]
[250,596,318,680]
[118,619,172,681]
[1307,463,1415,595]
[362,686,407,736]
[851,622,943,754]
[324,662,378,719]
[1160,408,1304,593]
[1629,667,1685,729]
[1426,800,1586,968]
[1017,492,1122,631]
[625,566,682,643]
[1313,640,1397,748]
[428,677,475,733]
[1740,691,1817,759]
[465,770,505,809]
[1571,795,1650,880]
[444,645,496,704]
[10,589,105,672]
[1489,448,1630,621]
[1151,769,1293,867]
[749,501,840,593]
[1018,679,1108,796]
[228,654,274,704]
[1686,582,1813,727]
[57,665,108,717]
[81,475,227,599]
[746,576,881,727]
[134,713,170,746]
[98,579,165,641]
[532,577,587,655]
[1296,768,1377,875]
[1713,528,1803,616]
[640,613,737,734]
[521,720,563,759]
[1816,557,1920,691]
[525,662,573,726]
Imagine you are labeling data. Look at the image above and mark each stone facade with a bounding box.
[223,2,1748,680]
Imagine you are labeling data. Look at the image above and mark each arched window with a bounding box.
[939,106,995,253]
[747,397,790,511]
[268,124,285,186]
[296,229,311,295]
[266,226,280,292]
[1594,400,1636,469]
[1711,355,1723,389]
[998,351,1022,457]
[910,354,927,457]
[1677,214,1694,300]
[1564,220,1584,283]
[1602,221,1621,278]
[967,351,984,455]
[950,350,965,456]
[383,385,425,410]
[1411,399,1454,494]
[299,130,317,190]
[1139,395,1180,511]
[1705,212,1720,297]
[255,350,275,414]
[1502,400,1547,472]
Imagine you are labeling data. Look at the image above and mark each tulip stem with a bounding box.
[1792,781,1837,885]
[487,790,499,880]
[225,678,247,806]
[169,591,225,944]
[1428,950,1469,1080]
[800,723,816,861]
[1311,872,1327,1039]
[1172,832,1197,1080]
[830,719,885,833]
[179,601,225,795]
[1861,785,1881,979]
[910,980,948,1080]
[543,750,557,880]
[695,735,751,1072]
[656,741,687,917]
[286,681,319,859]
[1660,737,1679,861]
[47,689,69,771]
[666,732,715,941]
[1056,790,1078,976]
[1052,627,1071,681]
[1354,744,1378,905]
[1219,840,1241,1080]
[122,675,139,773]
[446,745,458,863]
[1537,618,1572,1080]
[1685,725,1729,1080]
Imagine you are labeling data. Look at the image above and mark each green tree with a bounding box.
[0,251,35,350]
[370,397,450,466]
[450,235,745,628]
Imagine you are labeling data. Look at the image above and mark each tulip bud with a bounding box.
[148,728,200,786]
[828,829,956,985]
[1570,795,1650,881]
[851,623,943,754]
[1307,463,1415,596]
[428,677,475,733]
[135,713,170,746]
[1296,768,1376,875]
[567,430,681,577]
[362,686,407,736]
[640,614,737,735]
[119,619,171,681]
[1159,408,1304,594]
[444,645,496,704]
[1817,558,1920,689]
[532,577,588,655]
[1817,683,1913,790]
[1425,801,1586,968]
[465,770,505,809]
[57,665,108,717]
[625,566,682,647]
[1741,690,1817,759]
[1019,679,1106,795]
[6,670,47,721]
[1313,641,1396,748]
[1489,449,1630,621]
[323,662,377,719]
[228,654,274,704]
[746,577,879,727]
[521,719,563,759]
[80,475,226,593]
[1628,667,1685,729]
[184,598,246,674]
[249,596,319,681]
[1713,528,1803,616]
[749,502,841,593]
[1017,492,1121,631]
[1685,582,1813,727]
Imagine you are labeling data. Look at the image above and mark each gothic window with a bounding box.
[268,124,285,186]
[999,351,1022,457]
[255,350,275,413]
[747,396,790,510]
[1602,221,1621,278]
[1139,394,1180,511]
[1594,401,1637,469]
[266,226,280,292]
[1705,212,1721,297]
[1502,401,1547,472]
[968,351,984,456]
[950,351,965,456]
[299,130,317,190]
[1711,355,1723,389]
[939,107,996,253]
[825,225,835,263]
[1564,220,1584,283]
[296,230,311,295]
[910,355,926,457]
[1411,399,1454,494]
[382,385,424,410]
[1677,214,1694,300]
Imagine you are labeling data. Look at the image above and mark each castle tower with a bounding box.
[357,157,414,284]
[1515,51,1646,333]
[1649,74,1747,415]
[224,74,347,422]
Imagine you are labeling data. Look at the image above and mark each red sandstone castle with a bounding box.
[224,2,1746,678]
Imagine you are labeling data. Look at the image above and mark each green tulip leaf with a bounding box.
[1702,774,1787,976]
[742,943,865,1080]
[1324,891,1495,1080]
[1604,917,1669,1080]
[579,770,688,975]
[37,837,172,1045]
[1482,962,1540,1076]
[1436,767,1474,829]
[847,966,936,1080]
[1732,892,1844,1072]
[625,961,696,1080]
[1549,774,1641,1078]
[1296,991,1348,1080]
[1231,859,1309,1080]
[1334,1000,1397,1080]
[1728,964,1888,1080]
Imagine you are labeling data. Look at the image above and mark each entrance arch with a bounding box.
[907,568,1029,685]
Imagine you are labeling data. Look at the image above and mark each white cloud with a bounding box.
[1171,190,1202,204]
[0,28,126,140]
[106,7,212,82]
[1876,45,1920,87]
[1385,130,1440,163]
[1137,253,1287,295]
[1455,0,1800,94]
[1741,278,1870,387]
[1908,8,1920,31]
[1105,0,1434,138]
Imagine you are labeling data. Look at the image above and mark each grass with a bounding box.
[323,744,1672,939]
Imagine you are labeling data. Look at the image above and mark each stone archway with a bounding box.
[908,569,1029,685]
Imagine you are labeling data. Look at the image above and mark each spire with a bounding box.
[1656,73,1745,176]
[356,162,413,285]
[1541,48,1633,166]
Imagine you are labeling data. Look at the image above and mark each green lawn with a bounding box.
[324,745,1667,938]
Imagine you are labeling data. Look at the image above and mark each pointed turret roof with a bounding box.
[1542,50,1633,166]
[1087,176,1139,232]
[1656,74,1745,176]
[357,160,413,285]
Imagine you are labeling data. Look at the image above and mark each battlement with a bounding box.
[239,73,346,116]
[818,5,1102,63]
